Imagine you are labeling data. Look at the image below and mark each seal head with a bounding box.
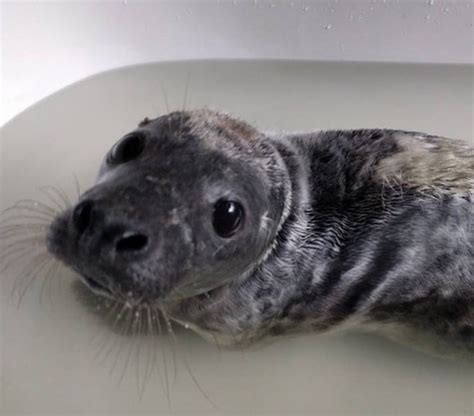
[47,110,289,304]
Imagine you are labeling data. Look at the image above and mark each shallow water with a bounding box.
[1,60,473,415]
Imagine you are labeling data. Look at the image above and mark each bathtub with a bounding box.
[1,2,473,415]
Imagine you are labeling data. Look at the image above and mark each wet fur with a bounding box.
[47,110,473,357]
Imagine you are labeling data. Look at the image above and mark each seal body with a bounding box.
[46,110,474,355]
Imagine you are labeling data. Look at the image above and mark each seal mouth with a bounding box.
[81,274,113,298]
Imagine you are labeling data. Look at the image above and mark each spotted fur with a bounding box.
[171,115,474,355]
[48,110,474,356]
[377,132,474,195]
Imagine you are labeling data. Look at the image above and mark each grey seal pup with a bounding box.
[46,109,473,356]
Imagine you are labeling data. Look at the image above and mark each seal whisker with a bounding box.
[0,242,47,270]
[178,71,191,137]
[59,185,74,208]
[0,206,56,221]
[0,213,53,227]
[8,251,45,296]
[104,304,130,372]
[136,304,158,400]
[0,224,49,238]
[136,306,150,399]
[142,305,159,395]
[15,254,52,307]
[0,199,58,217]
[162,309,217,408]
[159,82,170,114]
[159,82,173,140]
[11,201,58,217]
[156,309,172,408]
[15,198,59,213]
[160,309,178,388]
[92,326,117,369]
[134,308,146,398]
[90,300,122,358]
[0,245,46,274]
[38,186,68,212]
[0,223,49,236]
[101,302,133,375]
[0,211,53,226]
[0,232,48,251]
[111,306,134,380]
[97,306,122,373]
[0,232,47,247]
[0,236,47,259]
[72,173,82,201]
[117,306,141,387]
[39,259,62,305]
[43,185,73,209]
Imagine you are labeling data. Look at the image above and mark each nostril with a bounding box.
[73,200,94,235]
[116,232,149,253]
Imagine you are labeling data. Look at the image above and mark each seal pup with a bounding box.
[44,109,473,356]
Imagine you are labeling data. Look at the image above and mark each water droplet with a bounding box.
[290,1,295,7]
[443,7,449,12]
[270,3,276,8]
[135,311,140,318]
[428,0,434,5]
[184,323,190,329]
[323,24,332,30]
[122,0,127,4]
[96,305,101,311]
[425,14,431,20]
[127,291,133,297]
[303,6,310,11]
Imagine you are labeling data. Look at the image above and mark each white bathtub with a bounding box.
[1,2,473,415]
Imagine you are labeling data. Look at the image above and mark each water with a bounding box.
[1,60,473,415]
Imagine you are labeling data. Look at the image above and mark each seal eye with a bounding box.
[212,200,244,238]
[108,133,145,165]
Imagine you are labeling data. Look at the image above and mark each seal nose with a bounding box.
[115,232,149,253]
[72,199,150,255]
[72,200,94,235]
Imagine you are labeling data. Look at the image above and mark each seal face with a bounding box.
[47,109,474,355]
[47,110,289,304]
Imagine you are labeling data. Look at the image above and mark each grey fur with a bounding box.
[47,110,474,356]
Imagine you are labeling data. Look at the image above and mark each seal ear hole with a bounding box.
[212,199,244,238]
[108,133,146,165]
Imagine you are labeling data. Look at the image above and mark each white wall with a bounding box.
[2,0,473,126]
